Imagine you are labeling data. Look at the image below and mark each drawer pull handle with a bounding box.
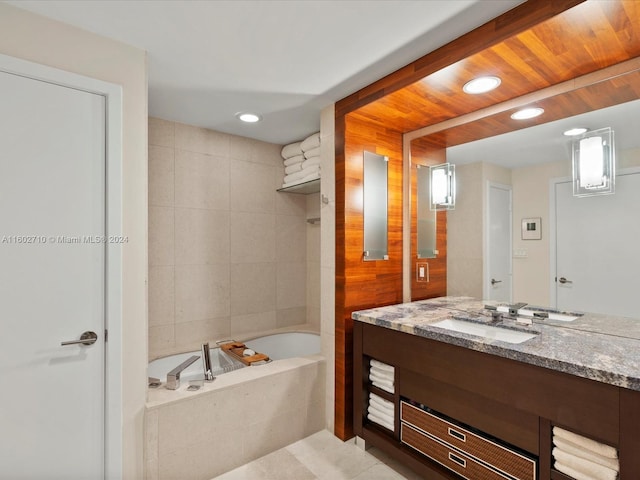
[448,451,466,468]
[448,427,466,442]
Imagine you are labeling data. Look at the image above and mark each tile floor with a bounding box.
[212,430,423,480]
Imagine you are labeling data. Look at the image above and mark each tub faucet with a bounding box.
[201,343,215,382]
[166,355,200,390]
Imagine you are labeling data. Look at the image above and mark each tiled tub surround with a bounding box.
[149,117,320,360]
[145,354,325,480]
[352,296,640,391]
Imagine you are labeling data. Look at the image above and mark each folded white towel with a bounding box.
[370,359,394,373]
[303,146,320,159]
[553,427,618,459]
[370,371,394,385]
[553,448,618,480]
[371,380,394,394]
[369,398,396,418]
[281,142,303,159]
[369,393,394,412]
[284,163,303,175]
[554,437,619,471]
[367,405,395,425]
[280,174,320,189]
[370,366,394,381]
[300,132,320,152]
[301,156,321,169]
[369,374,394,392]
[283,154,304,167]
[283,171,306,183]
[367,412,394,431]
[555,461,600,480]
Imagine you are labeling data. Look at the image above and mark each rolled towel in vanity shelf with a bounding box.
[369,377,394,394]
[555,462,601,480]
[553,448,618,480]
[370,367,393,382]
[553,427,618,459]
[368,403,393,423]
[370,359,394,373]
[367,411,394,431]
[369,392,394,414]
[553,437,619,471]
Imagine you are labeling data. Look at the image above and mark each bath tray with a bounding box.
[219,341,270,366]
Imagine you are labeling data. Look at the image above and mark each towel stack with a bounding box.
[369,359,394,394]
[552,427,619,480]
[367,392,394,431]
[280,132,321,188]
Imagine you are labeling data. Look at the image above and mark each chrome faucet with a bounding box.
[166,355,200,390]
[201,343,215,382]
[483,305,503,323]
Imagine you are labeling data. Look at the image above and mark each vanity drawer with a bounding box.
[401,401,536,480]
[401,423,508,480]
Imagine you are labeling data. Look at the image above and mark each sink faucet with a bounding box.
[507,302,528,318]
[483,305,503,323]
[166,355,200,390]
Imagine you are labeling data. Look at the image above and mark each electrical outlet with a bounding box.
[416,262,429,282]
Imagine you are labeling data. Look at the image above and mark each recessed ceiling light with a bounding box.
[510,107,544,120]
[462,76,501,94]
[563,127,588,136]
[236,112,262,123]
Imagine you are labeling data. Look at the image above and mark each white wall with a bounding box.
[0,3,148,478]
[320,104,336,432]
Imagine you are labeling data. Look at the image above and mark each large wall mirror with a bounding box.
[409,63,640,321]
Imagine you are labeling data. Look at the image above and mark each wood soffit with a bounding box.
[344,0,640,147]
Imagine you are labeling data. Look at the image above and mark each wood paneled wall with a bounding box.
[333,0,588,440]
[335,115,403,439]
[410,137,448,301]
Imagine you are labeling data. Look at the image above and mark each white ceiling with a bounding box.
[447,99,640,169]
[6,0,522,144]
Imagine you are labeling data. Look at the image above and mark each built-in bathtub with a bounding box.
[148,332,321,385]
[144,331,325,480]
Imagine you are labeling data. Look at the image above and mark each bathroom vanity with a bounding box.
[352,297,640,479]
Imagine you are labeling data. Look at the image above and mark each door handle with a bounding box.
[61,331,98,346]
[491,278,502,285]
[558,277,573,284]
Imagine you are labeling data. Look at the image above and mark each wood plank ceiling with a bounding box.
[349,0,640,137]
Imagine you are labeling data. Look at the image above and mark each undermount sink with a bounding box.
[431,318,538,344]
[496,306,579,322]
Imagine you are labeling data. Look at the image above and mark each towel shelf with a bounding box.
[277,178,320,194]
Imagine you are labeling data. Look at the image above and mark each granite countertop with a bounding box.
[352,296,640,391]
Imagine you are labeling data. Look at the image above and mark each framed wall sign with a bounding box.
[521,217,541,240]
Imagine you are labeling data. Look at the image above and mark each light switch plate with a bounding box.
[416,262,429,282]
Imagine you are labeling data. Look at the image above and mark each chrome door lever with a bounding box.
[61,331,98,346]
[491,278,502,285]
[558,277,573,284]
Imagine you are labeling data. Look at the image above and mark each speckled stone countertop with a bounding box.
[352,296,640,391]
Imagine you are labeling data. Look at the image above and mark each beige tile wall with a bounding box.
[149,118,318,359]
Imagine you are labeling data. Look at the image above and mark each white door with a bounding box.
[486,183,512,302]
[554,172,640,318]
[0,70,105,478]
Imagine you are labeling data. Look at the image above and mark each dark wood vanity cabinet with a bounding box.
[353,321,640,479]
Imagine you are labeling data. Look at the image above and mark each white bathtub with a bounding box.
[148,332,321,384]
[145,331,325,479]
